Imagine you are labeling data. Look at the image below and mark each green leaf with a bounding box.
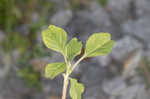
[45,62,66,79]
[84,33,114,57]
[42,25,67,54]
[69,78,84,99]
[66,38,82,61]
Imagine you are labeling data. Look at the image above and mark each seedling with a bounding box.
[42,25,114,99]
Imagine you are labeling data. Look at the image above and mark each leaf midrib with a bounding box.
[85,40,110,57]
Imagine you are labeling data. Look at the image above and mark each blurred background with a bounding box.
[0,0,150,99]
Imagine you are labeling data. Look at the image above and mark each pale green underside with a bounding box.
[85,33,114,57]
[42,25,67,54]
[45,62,66,79]
[66,38,82,61]
[70,78,84,99]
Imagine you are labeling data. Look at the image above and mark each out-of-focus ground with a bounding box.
[0,0,150,99]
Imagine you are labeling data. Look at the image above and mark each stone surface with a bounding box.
[16,24,30,36]
[103,76,126,95]
[96,55,111,67]
[136,88,150,99]
[122,17,150,44]
[136,0,150,18]
[47,96,60,99]
[51,0,68,10]
[41,77,63,98]
[76,61,108,99]
[67,7,113,43]
[144,46,150,61]
[80,62,106,87]
[67,1,123,43]
[88,1,112,27]
[0,73,36,99]
[50,10,72,27]
[0,52,11,78]
[0,31,5,42]
[12,50,22,65]
[120,84,145,99]
[107,0,132,22]
[103,76,148,99]
[122,50,142,78]
[31,12,39,23]
[84,86,108,99]
[111,36,143,62]
[76,1,111,28]
[30,52,64,75]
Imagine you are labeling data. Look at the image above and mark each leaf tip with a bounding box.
[48,24,56,29]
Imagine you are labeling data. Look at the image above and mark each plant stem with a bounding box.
[62,55,70,99]
[71,55,85,72]
[61,55,85,99]
[61,73,69,99]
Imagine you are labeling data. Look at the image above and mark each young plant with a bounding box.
[42,25,114,99]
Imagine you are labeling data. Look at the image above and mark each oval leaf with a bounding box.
[69,78,84,99]
[42,25,67,54]
[66,38,82,61]
[45,62,66,79]
[84,33,114,57]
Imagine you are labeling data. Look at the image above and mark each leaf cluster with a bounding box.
[42,25,114,99]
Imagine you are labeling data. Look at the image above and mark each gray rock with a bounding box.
[0,96,3,99]
[31,12,39,23]
[67,5,114,43]
[84,86,108,99]
[107,0,132,23]
[67,1,123,42]
[122,17,150,44]
[80,62,106,87]
[41,77,63,97]
[136,0,150,18]
[16,24,30,36]
[49,52,64,62]
[103,76,126,95]
[89,1,111,27]
[0,31,5,42]
[77,1,111,28]
[30,52,64,75]
[0,72,36,99]
[36,31,43,45]
[129,75,145,85]
[111,36,143,62]
[12,49,22,65]
[143,45,150,61]
[103,76,147,99]
[0,52,11,78]
[66,14,98,43]
[120,84,145,99]
[50,10,72,27]
[96,55,111,67]
[136,87,150,99]
[122,50,142,78]
[77,61,108,99]
[51,0,68,10]
[31,52,64,64]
